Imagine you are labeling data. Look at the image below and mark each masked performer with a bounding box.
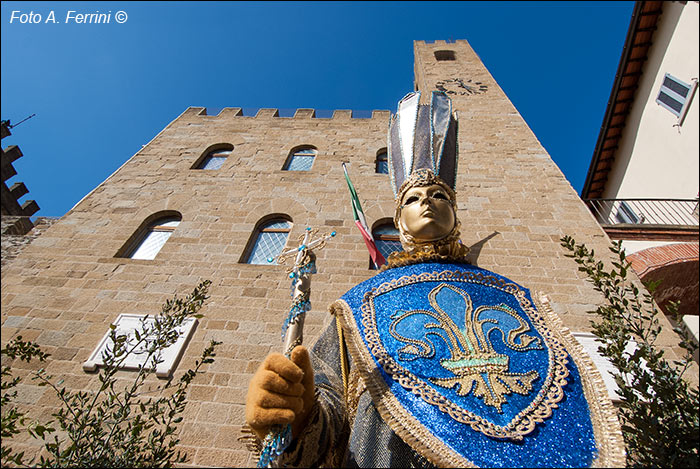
[245,91,624,467]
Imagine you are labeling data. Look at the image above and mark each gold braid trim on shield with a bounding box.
[329,277,626,467]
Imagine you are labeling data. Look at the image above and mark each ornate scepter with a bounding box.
[255,226,335,467]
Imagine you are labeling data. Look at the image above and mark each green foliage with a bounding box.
[561,236,699,467]
[1,280,221,468]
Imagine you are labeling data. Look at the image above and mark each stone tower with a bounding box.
[1,39,682,467]
[413,40,609,311]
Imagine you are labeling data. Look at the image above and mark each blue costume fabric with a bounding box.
[278,261,623,468]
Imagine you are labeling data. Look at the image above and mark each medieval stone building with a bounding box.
[1,39,685,467]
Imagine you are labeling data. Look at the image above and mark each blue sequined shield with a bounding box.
[337,262,603,467]
[376,280,551,428]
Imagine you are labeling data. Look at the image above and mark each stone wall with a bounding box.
[1,216,60,266]
[0,39,685,467]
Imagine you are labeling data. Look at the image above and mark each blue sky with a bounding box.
[1,1,634,218]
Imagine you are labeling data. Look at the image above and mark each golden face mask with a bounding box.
[398,184,456,243]
[385,169,468,268]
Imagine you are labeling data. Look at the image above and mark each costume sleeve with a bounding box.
[276,317,349,467]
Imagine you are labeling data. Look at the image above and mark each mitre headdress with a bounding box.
[388,91,458,204]
[386,91,468,264]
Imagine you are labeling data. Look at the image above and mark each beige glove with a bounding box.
[245,346,315,440]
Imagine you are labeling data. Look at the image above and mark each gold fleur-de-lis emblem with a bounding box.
[390,284,543,411]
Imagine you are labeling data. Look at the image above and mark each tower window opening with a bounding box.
[376,149,389,174]
[434,50,456,61]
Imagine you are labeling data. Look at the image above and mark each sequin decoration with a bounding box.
[362,268,568,440]
[257,423,292,468]
[335,262,602,468]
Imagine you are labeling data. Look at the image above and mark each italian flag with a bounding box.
[342,163,386,269]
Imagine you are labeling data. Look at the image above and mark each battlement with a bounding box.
[415,39,470,45]
[1,121,39,219]
[186,106,391,120]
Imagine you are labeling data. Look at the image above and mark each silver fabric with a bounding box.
[398,92,420,184]
[412,105,433,175]
[387,91,459,196]
[430,91,452,173]
[438,118,457,190]
[388,113,405,196]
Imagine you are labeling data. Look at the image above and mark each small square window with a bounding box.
[656,73,695,119]
[615,201,640,224]
[82,314,198,378]
[434,50,456,61]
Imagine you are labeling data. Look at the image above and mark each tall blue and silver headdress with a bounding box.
[388,91,458,204]
[388,91,466,258]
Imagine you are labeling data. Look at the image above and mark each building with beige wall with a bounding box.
[600,0,698,206]
[1,37,688,467]
[582,1,698,342]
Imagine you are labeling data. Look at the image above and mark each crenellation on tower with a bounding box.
[293,108,315,119]
[332,109,352,120]
[187,106,392,122]
[1,122,39,223]
[218,107,245,117]
[254,108,280,118]
[1,119,61,266]
[372,110,391,120]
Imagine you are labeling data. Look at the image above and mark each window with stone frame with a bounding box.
[124,215,181,260]
[245,218,292,264]
[371,222,402,269]
[283,147,317,171]
[82,313,198,378]
[376,148,389,174]
[193,144,233,170]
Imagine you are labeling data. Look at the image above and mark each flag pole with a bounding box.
[342,163,386,269]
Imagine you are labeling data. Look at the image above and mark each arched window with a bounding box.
[434,50,455,61]
[375,149,388,174]
[122,214,182,260]
[283,146,317,171]
[245,218,292,264]
[371,222,402,269]
[194,144,233,170]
